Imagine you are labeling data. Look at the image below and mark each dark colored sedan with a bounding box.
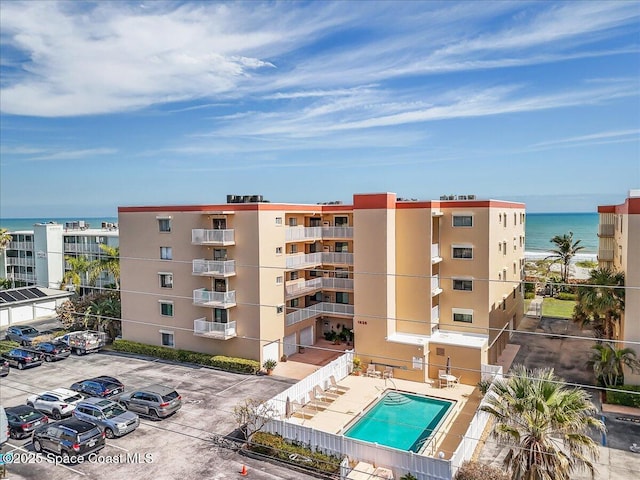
[1,348,42,370]
[35,341,71,362]
[0,359,9,377]
[70,377,125,398]
[5,405,48,439]
[32,419,105,458]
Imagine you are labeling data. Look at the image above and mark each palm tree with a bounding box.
[588,342,639,388]
[481,365,604,480]
[546,232,584,285]
[90,244,120,289]
[61,255,92,293]
[0,228,12,251]
[574,268,625,339]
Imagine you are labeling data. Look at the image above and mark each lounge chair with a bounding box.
[314,385,339,401]
[328,375,349,394]
[307,389,331,410]
[366,364,380,378]
[290,400,316,419]
[382,366,393,379]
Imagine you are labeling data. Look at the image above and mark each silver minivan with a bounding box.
[72,398,139,439]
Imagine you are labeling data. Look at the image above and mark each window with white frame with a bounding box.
[290,244,298,254]
[452,215,473,227]
[452,279,473,291]
[290,298,299,308]
[275,217,282,225]
[452,308,473,323]
[336,292,349,304]
[289,217,297,227]
[334,216,349,226]
[158,218,171,232]
[160,301,173,317]
[160,331,174,347]
[276,276,283,285]
[452,246,473,259]
[214,309,228,323]
[159,273,173,288]
[275,246,283,255]
[160,247,172,260]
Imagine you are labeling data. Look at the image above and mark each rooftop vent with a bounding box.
[226,194,267,203]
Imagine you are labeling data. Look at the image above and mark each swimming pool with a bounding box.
[343,391,454,452]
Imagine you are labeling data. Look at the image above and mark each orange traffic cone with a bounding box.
[240,464,248,476]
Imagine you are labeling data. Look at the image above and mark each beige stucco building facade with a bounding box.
[598,189,640,385]
[118,192,525,385]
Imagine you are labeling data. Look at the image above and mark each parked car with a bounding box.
[73,398,139,439]
[5,326,42,346]
[35,341,71,362]
[70,377,125,398]
[32,418,105,457]
[0,358,9,377]
[54,330,106,355]
[119,384,182,419]
[5,405,48,439]
[27,388,84,420]
[1,348,43,370]
[0,407,7,449]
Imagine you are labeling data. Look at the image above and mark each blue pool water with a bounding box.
[344,391,454,452]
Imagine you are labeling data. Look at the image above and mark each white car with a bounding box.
[27,388,84,420]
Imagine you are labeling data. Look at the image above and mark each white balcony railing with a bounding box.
[192,259,236,276]
[193,288,236,307]
[431,243,441,258]
[285,277,355,299]
[192,229,235,245]
[64,243,104,254]
[286,302,354,327]
[322,252,354,265]
[8,241,34,251]
[5,257,35,267]
[193,318,237,340]
[431,275,442,295]
[284,226,353,242]
[598,224,615,236]
[285,252,323,269]
[320,277,354,290]
[431,305,440,322]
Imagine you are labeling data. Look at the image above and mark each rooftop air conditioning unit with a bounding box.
[458,195,467,200]
[468,194,476,199]
[440,195,448,200]
[448,195,456,200]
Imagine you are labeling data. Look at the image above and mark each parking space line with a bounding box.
[106,443,129,451]
[215,376,253,396]
[8,442,86,476]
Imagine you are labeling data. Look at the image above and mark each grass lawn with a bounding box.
[541,298,576,318]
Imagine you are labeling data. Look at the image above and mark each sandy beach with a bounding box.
[525,251,597,280]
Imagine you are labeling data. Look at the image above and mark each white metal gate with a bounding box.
[283,334,297,357]
[262,341,279,363]
[300,326,314,346]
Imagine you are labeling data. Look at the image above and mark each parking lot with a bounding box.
[1,348,319,480]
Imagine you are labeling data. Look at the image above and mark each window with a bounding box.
[214,309,228,323]
[161,332,174,347]
[503,213,507,227]
[276,276,283,285]
[452,279,473,291]
[276,305,284,314]
[275,217,282,225]
[335,268,348,278]
[452,309,473,323]
[289,218,297,227]
[503,241,507,255]
[334,216,349,226]
[159,273,173,288]
[335,242,349,252]
[214,248,227,261]
[336,292,349,304]
[160,302,173,317]
[290,298,299,308]
[275,247,282,255]
[452,246,473,259]
[290,244,298,254]
[158,219,171,232]
[160,247,172,260]
[452,215,473,227]
[514,213,517,225]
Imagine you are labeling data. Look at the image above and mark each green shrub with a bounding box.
[524,292,535,299]
[0,340,21,354]
[455,461,509,480]
[556,292,577,301]
[605,385,640,408]
[250,432,341,474]
[112,339,260,374]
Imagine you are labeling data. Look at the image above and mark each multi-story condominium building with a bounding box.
[118,193,525,385]
[597,189,640,385]
[0,221,119,290]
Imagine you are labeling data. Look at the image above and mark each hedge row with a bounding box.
[606,385,640,408]
[0,340,21,354]
[250,432,341,474]
[112,339,260,374]
[556,292,577,301]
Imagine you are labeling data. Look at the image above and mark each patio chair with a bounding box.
[314,385,339,402]
[366,364,380,378]
[438,370,448,388]
[448,375,460,388]
[328,375,349,394]
[290,400,316,420]
[307,389,332,410]
[382,366,394,379]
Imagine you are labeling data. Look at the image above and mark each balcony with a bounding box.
[431,305,440,323]
[192,259,236,277]
[431,275,442,296]
[598,249,615,261]
[8,241,34,251]
[192,229,235,246]
[6,257,35,267]
[193,288,236,308]
[64,243,103,254]
[321,252,354,265]
[286,302,354,327]
[285,252,322,269]
[284,226,354,242]
[431,243,442,264]
[285,277,354,299]
[598,224,615,237]
[193,318,237,340]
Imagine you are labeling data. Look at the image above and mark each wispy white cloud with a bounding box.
[26,148,117,161]
[530,129,640,148]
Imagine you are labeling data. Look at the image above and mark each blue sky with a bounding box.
[1,1,638,217]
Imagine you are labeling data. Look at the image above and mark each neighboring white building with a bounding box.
[0,221,119,290]
[0,286,74,328]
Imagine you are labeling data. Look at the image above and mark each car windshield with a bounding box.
[161,391,179,402]
[18,410,42,422]
[22,327,38,335]
[103,404,126,418]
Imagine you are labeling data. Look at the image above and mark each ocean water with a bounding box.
[525,213,598,255]
[0,217,118,232]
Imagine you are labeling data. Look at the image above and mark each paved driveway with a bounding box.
[477,316,640,479]
[0,348,320,480]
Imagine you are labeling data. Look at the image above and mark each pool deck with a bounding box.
[287,374,480,459]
